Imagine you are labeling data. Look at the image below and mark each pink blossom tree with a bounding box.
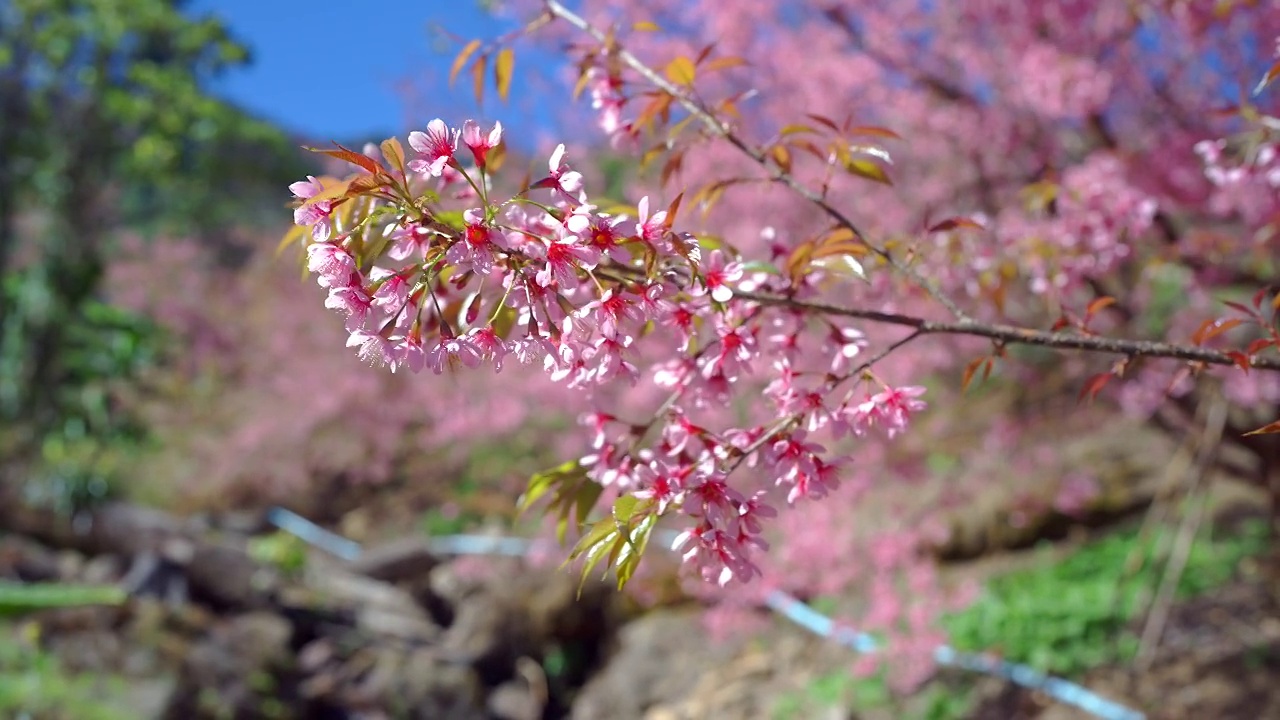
[281,0,1280,688]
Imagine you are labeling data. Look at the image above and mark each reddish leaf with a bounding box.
[961,357,985,392]
[791,139,828,161]
[1246,418,1280,436]
[660,149,685,187]
[806,114,842,133]
[846,125,903,140]
[1254,286,1271,310]
[1223,300,1257,317]
[306,144,383,175]
[345,174,386,195]
[1248,338,1276,355]
[785,240,817,285]
[634,93,673,132]
[702,56,748,73]
[1085,296,1116,318]
[928,217,986,233]
[664,192,684,228]
[694,42,717,66]
[1191,317,1244,345]
[1079,373,1112,404]
[1254,60,1280,96]
[1226,351,1253,371]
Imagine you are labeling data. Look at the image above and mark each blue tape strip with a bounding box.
[267,507,1145,720]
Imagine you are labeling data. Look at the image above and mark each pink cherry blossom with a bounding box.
[461,119,503,169]
[533,144,584,204]
[407,119,458,177]
[696,250,745,304]
[426,335,482,375]
[306,242,355,288]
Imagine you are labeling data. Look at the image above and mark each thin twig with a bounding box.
[1133,393,1229,673]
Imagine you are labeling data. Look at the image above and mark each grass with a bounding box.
[771,516,1269,719]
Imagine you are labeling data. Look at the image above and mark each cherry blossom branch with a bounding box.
[738,290,1280,371]
[541,0,970,322]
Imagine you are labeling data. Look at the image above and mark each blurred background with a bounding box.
[1,1,1279,719]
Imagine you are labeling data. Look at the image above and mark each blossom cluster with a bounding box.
[287,117,927,586]
[1195,138,1280,233]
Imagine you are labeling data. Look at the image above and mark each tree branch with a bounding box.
[737,290,1280,371]
[542,0,970,322]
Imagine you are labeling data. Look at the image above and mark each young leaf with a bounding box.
[779,123,818,137]
[472,52,488,107]
[380,137,406,177]
[1085,296,1116,318]
[450,39,482,87]
[703,56,748,74]
[806,114,841,133]
[306,144,384,175]
[1244,418,1280,436]
[1079,372,1112,404]
[770,144,792,173]
[495,48,516,103]
[665,56,696,86]
[1254,60,1280,96]
[847,125,904,140]
[843,157,893,185]
[928,217,985,233]
[1191,317,1243,345]
[694,42,717,66]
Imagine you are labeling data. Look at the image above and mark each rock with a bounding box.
[572,610,744,720]
[399,647,488,720]
[116,675,179,720]
[0,535,62,580]
[440,593,537,683]
[348,536,440,583]
[488,678,543,720]
[302,563,441,641]
[164,611,295,720]
[80,552,123,584]
[184,541,276,609]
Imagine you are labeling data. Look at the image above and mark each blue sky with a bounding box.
[185,0,562,144]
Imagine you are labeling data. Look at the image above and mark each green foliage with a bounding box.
[0,582,126,618]
[248,531,309,576]
[0,623,134,720]
[771,668,974,720]
[0,0,319,514]
[943,519,1269,677]
[1,273,165,512]
[776,520,1266,719]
